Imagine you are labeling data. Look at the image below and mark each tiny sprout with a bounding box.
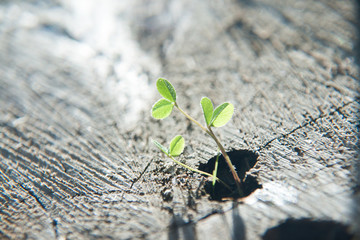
[153,136,231,191]
[169,135,185,157]
[151,78,243,197]
[153,135,185,157]
[201,97,234,127]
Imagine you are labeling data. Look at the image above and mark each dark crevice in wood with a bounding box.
[199,150,261,200]
[120,158,154,202]
[129,158,154,189]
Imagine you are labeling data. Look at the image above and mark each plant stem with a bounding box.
[207,127,243,196]
[174,103,243,196]
[167,154,232,191]
[212,153,220,190]
[175,104,209,133]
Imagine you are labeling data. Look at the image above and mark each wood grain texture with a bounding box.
[0,0,359,239]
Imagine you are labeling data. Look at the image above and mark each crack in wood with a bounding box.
[120,158,153,202]
[258,100,357,151]
[18,183,47,211]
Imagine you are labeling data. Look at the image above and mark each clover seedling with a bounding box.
[153,135,230,189]
[152,78,242,196]
[153,135,185,157]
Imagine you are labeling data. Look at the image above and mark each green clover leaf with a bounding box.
[200,97,214,126]
[169,135,185,157]
[156,78,177,102]
[152,99,174,119]
[210,103,234,127]
[153,139,169,155]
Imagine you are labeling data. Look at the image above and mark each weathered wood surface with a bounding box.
[0,0,359,239]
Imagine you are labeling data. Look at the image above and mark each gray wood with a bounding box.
[0,0,359,239]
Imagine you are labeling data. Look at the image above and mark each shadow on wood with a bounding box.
[262,219,353,240]
[168,214,197,240]
[231,201,246,240]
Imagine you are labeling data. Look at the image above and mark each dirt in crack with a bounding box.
[198,150,261,201]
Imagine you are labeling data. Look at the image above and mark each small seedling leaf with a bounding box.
[152,99,174,119]
[156,78,176,102]
[200,97,213,126]
[169,135,185,157]
[210,103,234,127]
[153,139,169,155]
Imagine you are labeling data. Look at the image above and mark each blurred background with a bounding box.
[0,0,359,239]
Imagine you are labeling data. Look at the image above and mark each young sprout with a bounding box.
[153,136,231,190]
[153,135,185,157]
[212,153,221,192]
[152,78,242,197]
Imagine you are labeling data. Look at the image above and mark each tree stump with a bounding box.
[0,0,359,239]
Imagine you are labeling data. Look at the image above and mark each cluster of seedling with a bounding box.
[151,78,243,197]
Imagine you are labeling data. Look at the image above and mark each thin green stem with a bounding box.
[175,103,209,133]
[212,153,220,190]
[208,127,243,196]
[174,103,243,196]
[166,154,232,191]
